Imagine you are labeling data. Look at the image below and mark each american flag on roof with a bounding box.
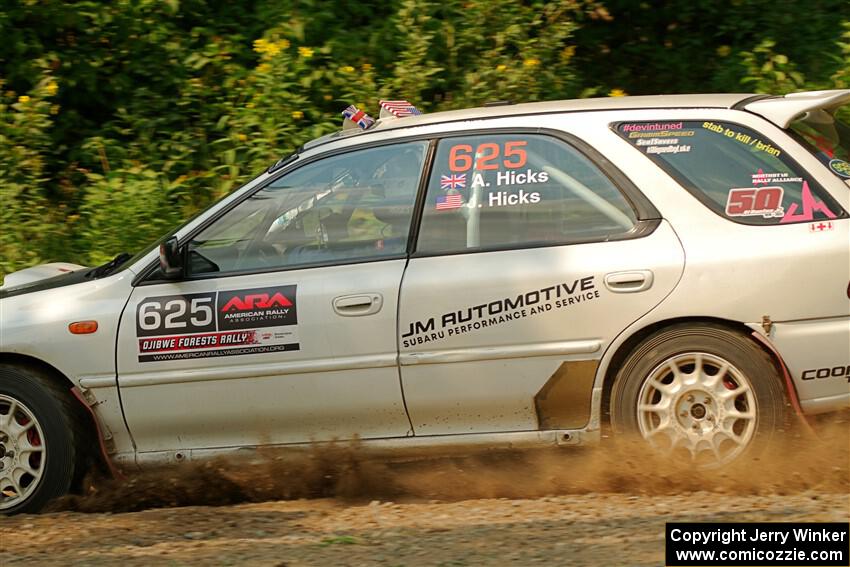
[341,104,375,129]
[440,174,466,190]
[436,194,463,210]
[379,99,422,118]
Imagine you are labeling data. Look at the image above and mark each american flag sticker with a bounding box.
[440,174,466,190]
[436,194,463,210]
[379,99,422,118]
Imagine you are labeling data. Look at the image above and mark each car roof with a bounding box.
[303,93,760,151]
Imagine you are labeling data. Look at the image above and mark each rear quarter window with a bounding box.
[616,120,847,225]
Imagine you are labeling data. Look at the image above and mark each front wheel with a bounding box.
[609,324,789,467]
[0,365,83,514]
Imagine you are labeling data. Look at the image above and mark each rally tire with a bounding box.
[0,364,83,514]
[609,324,789,466]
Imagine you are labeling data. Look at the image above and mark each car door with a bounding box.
[398,130,686,435]
[116,141,428,453]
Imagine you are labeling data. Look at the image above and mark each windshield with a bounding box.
[109,167,277,276]
[789,109,850,181]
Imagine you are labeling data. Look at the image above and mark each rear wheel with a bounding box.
[0,365,83,514]
[610,324,789,467]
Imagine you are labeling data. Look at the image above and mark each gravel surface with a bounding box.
[2,493,848,566]
[1,416,848,566]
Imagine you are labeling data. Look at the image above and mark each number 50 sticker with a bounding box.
[725,186,784,219]
[449,141,527,172]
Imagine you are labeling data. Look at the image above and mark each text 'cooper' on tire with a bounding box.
[609,324,789,467]
[0,364,83,514]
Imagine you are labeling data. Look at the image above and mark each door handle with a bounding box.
[604,270,654,293]
[333,293,383,316]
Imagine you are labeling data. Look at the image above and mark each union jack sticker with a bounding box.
[341,104,375,130]
[440,174,466,190]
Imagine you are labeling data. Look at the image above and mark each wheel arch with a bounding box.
[598,316,794,427]
[0,352,106,476]
[0,352,77,391]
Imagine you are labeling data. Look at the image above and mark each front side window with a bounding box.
[416,133,638,254]
[188,141,427,275]
[617,120,847,225]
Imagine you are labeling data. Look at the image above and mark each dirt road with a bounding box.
[1,418,848,566]
[2,492,848,566]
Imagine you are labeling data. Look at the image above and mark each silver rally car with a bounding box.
[1,91,849,513]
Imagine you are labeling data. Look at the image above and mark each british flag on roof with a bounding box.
[341,105,375,129]
[379,99,422,118]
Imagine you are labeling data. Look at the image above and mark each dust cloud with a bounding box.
[52,412,848,514]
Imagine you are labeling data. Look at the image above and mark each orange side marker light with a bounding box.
[69,321,98,334]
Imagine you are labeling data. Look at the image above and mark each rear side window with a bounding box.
[416,133,638,254]
[617,120,847,225]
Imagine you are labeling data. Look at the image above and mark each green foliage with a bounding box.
[740,40,805,94]
[0,1,847,278]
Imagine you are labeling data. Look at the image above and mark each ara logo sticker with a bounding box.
[220,291,293,312]
[217,286,297,330]
[829,159,850,179]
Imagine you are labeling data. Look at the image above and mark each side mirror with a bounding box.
[159,236,184,279]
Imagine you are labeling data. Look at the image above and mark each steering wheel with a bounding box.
[235,240,281,270]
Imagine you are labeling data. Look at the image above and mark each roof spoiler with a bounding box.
[742,89,850,128]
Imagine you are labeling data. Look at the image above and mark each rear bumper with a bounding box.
[765,316,850,415]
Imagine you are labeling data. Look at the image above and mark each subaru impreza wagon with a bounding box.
[1,90,849,513]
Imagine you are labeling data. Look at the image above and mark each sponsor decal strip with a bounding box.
[135,285,299,362]
[139,343,300,363]
[138,330,257,353]
[401,276,600,348]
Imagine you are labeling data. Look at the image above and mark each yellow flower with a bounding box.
[50,104,60,115]
[716,45,732,58]
[608,88,627,97]
[523,58,540,68]
[237,133,247,141]
[298,46,314,58]
[496,64,507,72]
[264,42,282,57]
[254,38,285,57]
[561,46,576,60]
[17,95,30,104]
[256,63,271,73]
[341,65,355,73]
[323,94,333,101]
[361,63,373,72]
[291,110,304,120]
[45,81,58,96]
